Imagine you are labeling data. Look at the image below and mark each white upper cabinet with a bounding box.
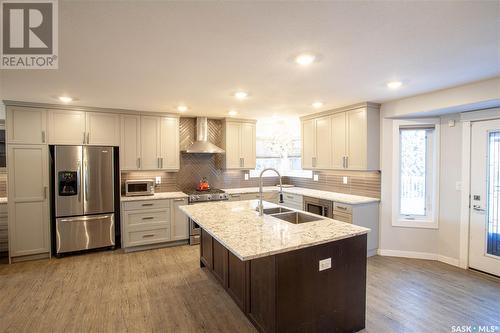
[85,112,120,146]
[160,117,180,170]
[120,115,141,170]
[7,107,47,144]
[240,122,256,169]
[331,112,347,169]
[301,103,380,171]
[314,116,332,169]
[222,119,256,170]
[140,116,161,170]
[48,109,86,144]
[301,119,315,169]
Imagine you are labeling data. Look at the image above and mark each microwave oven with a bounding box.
[125,179,155,196]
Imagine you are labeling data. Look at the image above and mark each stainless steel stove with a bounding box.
[187,188,229,203]
[186,188,228,245]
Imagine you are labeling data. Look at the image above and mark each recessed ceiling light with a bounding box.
[228,110,238,116]
[312,101,323,109]
[58,96,73,103]
[387,81,402,89]
[295,53,316,66]
[234,91,248,100]
[177,105,188,112]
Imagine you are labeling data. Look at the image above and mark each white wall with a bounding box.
[379,77,500,264]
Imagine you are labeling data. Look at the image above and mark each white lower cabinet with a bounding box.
[228,192,279,204]
[282,193,303,210]
[121,197,189,249]
[171,198,189,240]
[7,145,50,260]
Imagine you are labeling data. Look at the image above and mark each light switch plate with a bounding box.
[155,176,161,184]
[319,258,332,271]
[342,176,348,184]
[448,119,456,127]
[244,173,249,180]
[313,174,319,181]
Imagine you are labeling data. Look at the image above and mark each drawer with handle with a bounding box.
[127,227,170,246]
[123,199,170,211]
[126,208,170,227]
[332,211,352,224]
[333,202,352,214]
[283,193,303,205]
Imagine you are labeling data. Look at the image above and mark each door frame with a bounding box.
[459,108,500,269]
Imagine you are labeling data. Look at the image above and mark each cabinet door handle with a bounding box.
[43,186,48,199]
[137,158,141,169]
[142,203,154,207]
[312,157,316,168]
[173,198,185,202]
[142,217,154,220]
[41,131,46,143]
[83,132,86,144]
[87,132,90,144]
[161,157,164,168]
[157,157,160,168]
[345,156,348,168]
[231,194,240,198]
[142,234,155,238]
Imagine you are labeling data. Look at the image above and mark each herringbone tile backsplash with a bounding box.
[121,117,381,198]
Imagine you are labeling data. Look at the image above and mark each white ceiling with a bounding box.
[1,1,499,118]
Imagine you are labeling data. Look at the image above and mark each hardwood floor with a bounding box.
[0,246,498,333]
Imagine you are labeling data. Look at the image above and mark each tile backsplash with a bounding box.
[120,117,381,198]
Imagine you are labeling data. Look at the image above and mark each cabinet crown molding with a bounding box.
[223,117,257,124]
[300,102,380,121]
[3,100,180,118]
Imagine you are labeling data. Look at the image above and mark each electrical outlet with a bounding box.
[319,258,332,271]
[342,176,348,184]
[448,119,456,127]
[313,174,319,181]
[244,173,249,180]
[155,176,161,185]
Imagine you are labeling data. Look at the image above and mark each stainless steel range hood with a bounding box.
[183,117,225,154]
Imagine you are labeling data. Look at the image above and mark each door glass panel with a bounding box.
[487,131,500,257]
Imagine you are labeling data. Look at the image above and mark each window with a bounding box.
[250,118,312,178]
[392,120,439,228]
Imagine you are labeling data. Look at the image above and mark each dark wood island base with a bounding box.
[200,229,367,333]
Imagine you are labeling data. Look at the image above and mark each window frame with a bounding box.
[392,119,440,229]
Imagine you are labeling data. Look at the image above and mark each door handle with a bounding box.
[342,156,346,168]
[43,186,48,199]
[473,205,486,212]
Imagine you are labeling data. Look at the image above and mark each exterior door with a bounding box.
[160,117,180,170]
[140,116,161,170]
[469,119,500,276]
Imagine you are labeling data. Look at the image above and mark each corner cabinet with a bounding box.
[121,115,179,171]
[301,103,380,171]
[222,119,256,170]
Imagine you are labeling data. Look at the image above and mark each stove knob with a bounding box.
[207,194,212,200]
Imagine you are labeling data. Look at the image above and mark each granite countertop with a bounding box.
[222,186,380,205]
[121,191,188,202]
[179,200,369,261]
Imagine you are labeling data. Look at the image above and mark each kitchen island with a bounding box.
[180,200,369,333]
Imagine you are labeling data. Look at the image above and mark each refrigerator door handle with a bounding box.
[59,215,113,223]
[84,159,89,203]
[77,160,82,202]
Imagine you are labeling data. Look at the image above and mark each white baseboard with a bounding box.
[377,249,460,267]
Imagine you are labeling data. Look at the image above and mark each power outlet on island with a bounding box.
[319,258,332,271]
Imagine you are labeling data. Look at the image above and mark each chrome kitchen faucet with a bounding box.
[258,168,284,216]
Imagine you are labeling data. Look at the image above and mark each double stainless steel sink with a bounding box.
[258,207,325,224]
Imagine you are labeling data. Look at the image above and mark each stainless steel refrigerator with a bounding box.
[54,145,115,254]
